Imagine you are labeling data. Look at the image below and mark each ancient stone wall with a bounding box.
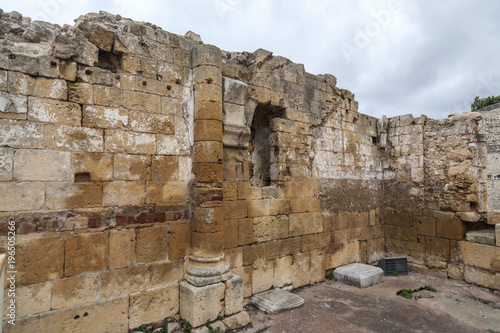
[479,107,500,210]
[0,9,498,333]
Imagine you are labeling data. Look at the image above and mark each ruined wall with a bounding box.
[0,8,499,333]
[479,107,500,211]
[0,11,194,332]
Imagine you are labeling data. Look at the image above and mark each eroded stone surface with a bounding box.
[334,263,384,288]
[251,288,304,314]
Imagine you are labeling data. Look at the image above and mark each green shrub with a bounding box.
[471,95,500,111]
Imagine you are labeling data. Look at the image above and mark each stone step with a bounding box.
[334,263,384,288]
[251,288,304,314]
[466,229,496,245]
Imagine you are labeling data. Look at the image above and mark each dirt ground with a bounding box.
[237,272,500,333]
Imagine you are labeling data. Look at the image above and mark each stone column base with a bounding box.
[180,274,247,329]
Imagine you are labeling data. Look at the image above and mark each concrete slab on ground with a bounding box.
[334,263,384,288]
[250,289,304,314]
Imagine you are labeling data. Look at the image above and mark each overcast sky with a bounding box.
[2,0,499,119]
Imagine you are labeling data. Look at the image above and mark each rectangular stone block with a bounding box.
[425,236,450,261]
[179,281,225,327]
[51,274,99,309]
[195,100,223,121]
[55,125,104,152]
[0,119,55,149]
[224,247,243,269]
[252,261,273,294]
[146,181,163,203]
[436,219,466,239]
[14,149,70,181]
[129,284,179,329]
[273,255,293,288]
[334,263,384,288]
[101,266,146,298]
[34,77,67,100]
[253,215,289,242]
[0,91,27,116]
[224,200,248,219]
[157,133,189,156]
[94,85,122,107]
[224,219,239,249]
[0,182,45,212]
[225,275,244,316]
[238,218,254,245]
[0,147,14,181]
[129,110,174,134]
[109,229,136,269]
[168,223,191,260]
[113,154,151,181]
[136,226,168,263]
[64,232,109,276]
[232,266,252,298]
[243,244,266,266]
[161,96,183,116]
[71,152,113,181]
[309,249,326,284]
[68,82,93,104]
[147,260,184,286]
[28,97,80,126]
[105,129,156,154]
[289,212,323,237]
[326,241,360,270]
[7,71,34,95]
[82,105,128,129]
[280,237,301,257]
[46,182,102,209]
[459,241,500,271]
[121,54,157,78]
[152,155,179,181]
[162,181,188,203]
[123,90,161,113]
[414,216,436,237]
[292,252,310,288]
[16,236,64,285]
[40,296,129,333]
[464,266,500,290]
[11,281,52,317]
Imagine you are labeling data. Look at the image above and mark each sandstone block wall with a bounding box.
[0,9,498,333]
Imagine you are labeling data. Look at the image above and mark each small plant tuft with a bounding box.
[393,271,399,276]
[326,272,337,281]
[396,288,414,300]
[252,302,260,309]
[424,284,437,292]
[181,319,192,333]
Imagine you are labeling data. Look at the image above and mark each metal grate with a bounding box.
[377,257,408,276]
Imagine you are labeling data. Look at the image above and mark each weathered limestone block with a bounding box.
[192,44,222,68]
[16,236,64,285]
[193,141,223,163]
[224,219,238,249]
[147,260,184,286]
[0,182,45,211]
[136,226,168,263]
[130,110,174,134]
[105,129,156,154]
[12,281,52,317]
[195,82,222,104]
[192,205,223,233]
[459,241,500,271]
[162,181,188,203]
[161,96,183,117]
[40,297,129,333]
[68,82,93,104]
[46,183,102,209]
[34,77,67,100]
[109,229,136,269]
[123,90,161,113]
[0,119,54,148]
[151,155,178,181]
[309,248,326,284]
[0,147,14,181]
[193,66,222,86]
[252,261,273,294]
[0,91,27,116]
[425,237,450,260]
[238,218,254,245]
[225,275,244,316]
[223,77,248,105]
[179,281,225,327]
[464,266,500,290]
[14,149,70,181]
[292,252,310,288]
[129,284,180,329]
[194,119,223,142]
[54,34,99,66]
[28,97,80,126]
[289,212,323,236]
[487,210,500,225]
[157,133,190,156]
[273,255,293,288]
[436,219,466,240]
[71,152,113,181]
[51,274,99,309]
[113,154,151,181]
[64,232,109,276]
[93,85,122,107]
[195,100,223,121]
[168,223,191,260]
[222,311,250,331]
[224,247,243,268]
[326,241,360,270]
[82,105,128,129]
[101,266,146,298]
[253,215,289,242]
[191,231,224,258]
[55,125,104,152]
[192,163,223,184]
[77,21,115,52]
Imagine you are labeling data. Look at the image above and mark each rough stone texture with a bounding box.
[0,9,498,333]
[225,275,244,316]
[129,283,179,329]
[179,281,225,327]
[251,288,304,314]
[333,263,384,288]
